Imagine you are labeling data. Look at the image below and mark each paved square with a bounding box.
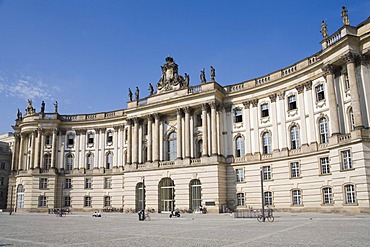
[0,212,369,246]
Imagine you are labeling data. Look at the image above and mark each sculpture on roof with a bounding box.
[17,109,22,120]
[149,83,154,95]
[54,101,58,113]
[25,99,36,116]
[200,68,206,84]
[184,73,190,87]
[41,101,45,113]
[341,6,350,26]
[135,87,139,101]
[156,56,187,94]
[320,20,328,39]
[128,88,133,101]
[210,66,215,82]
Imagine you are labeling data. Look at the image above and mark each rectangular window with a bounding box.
[320,157,330,175]
[290,162,300,178]
[65,178,72,189]
[38,196,47,207]
[39,178,48,189]
[344,74,350,91]
[288,95,297,110]
[64,196,71,207]
[107,131,113,143]
[292,190,301,205]
[344,184,356,204]
[236,193,245,206]
[143,123,148,136]
[0,162,5,170]
[235,109,243,123]
[196,114,202,127]
[84,196,92,207]
[104,196,111,207]
[87,133,94,144]
[264,191,273,206]
[263,166,271,181]
[0,177,4,186]
[235,168,244,182]
[341,150,352,170]
[104,177,112,189]
[261,103,269,117]
[315,84,325,102]
[322,187,333,205]
[85,178,92,189]
[45,135,52,146]
[67,134,74,146]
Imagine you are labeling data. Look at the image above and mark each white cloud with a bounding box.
[0,74,54,101]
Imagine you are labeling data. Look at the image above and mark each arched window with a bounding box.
[86,153,94,170]
[44,153,51,169]
[167,132,177,161]
[136,182,146,212]
[16,185,24,208]
[290,126,300,150]
[348,107,355,131]
[106,152,113,169]
[196,140,203,158]
[235,136,245,157]
[66,153,73,170]
[319,118,329,144]
[158,177,175,213]
[189,179,202,211]
[262,132,271,154]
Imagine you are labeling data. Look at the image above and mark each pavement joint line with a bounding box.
[0,237,60,247]
[222,219,320,247]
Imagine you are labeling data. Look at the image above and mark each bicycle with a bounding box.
[257,208,274,222]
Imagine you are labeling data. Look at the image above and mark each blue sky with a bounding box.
[0,0,369,133]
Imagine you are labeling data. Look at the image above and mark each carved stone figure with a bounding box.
[156,56,186,93]
[149,83,154,95]
[128,88,133,101]
[200,68,206,84]
[320,20,328,39]
[25,99,36,115]
[41,101,45,113]
[17,109,22,120]
[184,73,190,87]
[341,6,350,26]
[210,66,215,82]
[135,87,139,101]
[54,101,58,113]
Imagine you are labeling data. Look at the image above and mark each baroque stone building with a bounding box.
[7,14,370,214]
[0,133,14,209]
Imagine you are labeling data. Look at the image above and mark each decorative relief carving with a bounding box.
[224,104,232,112]
[342,52,356,64]
[269,94,277,103]
[201,103,209,111]
[260,116,270,124]
[278,91,285,100]
[296,84,305,94]
[321,64,335,76]
[315,99,326,108]
[243,101,250,109]
[304,81,313,91]
[251,99,258,107]
[287,109,298,117]
[156,56,187,94]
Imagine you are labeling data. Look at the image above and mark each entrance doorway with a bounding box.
[158,177,175,213]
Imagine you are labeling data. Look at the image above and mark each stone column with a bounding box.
[94,129,99,168]
[100,128,105,168]
[190,114,194,158]
[118,125,123,167]
[147,115,153,162]
[153,114,159,162]
[278,92,287,150]
[138,123,143,164]
[242,101,251,155]
[322,64,340,135]
[201,103,209,157]
[224,104,233,157]
[113,126,119,167]
[159,117,164,161]
[18,134,24,170]
[12,134,20,171]
[343,52,364,129]
[132,118,139,165]
[184,107,191,158]
[216,107,222,156]
[210,102,218,156]
[251,99,260,154]
[80,130,86,169]
[176,108,183,159]
[304,81,317,144]
[269,94,279,151]
[29,131,35,169]
[34,129,41,169]
[74,130,80,170]
[296,85,308,146]
[40,133,45,169]
[126,121,132,165]
[51,129,57,168]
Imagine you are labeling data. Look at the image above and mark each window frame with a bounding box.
[85,178,92,189]
[87,132,95,145]
[84,196,92,207]
[64,196,71,207]
[235,136,245,158]
[319,118,329,144]
[320,157,331,175]
[287,95,297,111]
[290,162,300,178]
[290,126,300,150]
[167,132,177,161]
[235,168,245,183]
[291,189,302,206]
[106,131,113,143]
[262,165,272,181]
[65,178,72,189]
[262,132,271,155]
[39,178,48,189]
[315,84,325,102]
[236,192,245,206]
[341,149,352,170]
[344,184,356,205]
[264,191,273,206]
[322,187,333,205]
[234,108,243,123]
[38,195,47,207]
[261,103,269,118]
[104,177,112,189]
[104,196,111,207]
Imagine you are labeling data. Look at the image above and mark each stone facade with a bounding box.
[6,16,370,214]
[0,133,14,209]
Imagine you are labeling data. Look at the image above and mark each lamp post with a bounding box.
[9,185,14,215]
[260,167,265,222]
[60,182,63,217]
[142,177,145,212]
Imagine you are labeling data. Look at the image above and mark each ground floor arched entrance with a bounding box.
[158,177,174,213]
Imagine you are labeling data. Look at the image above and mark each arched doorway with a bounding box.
[135,182,146,212]
[16,184,24,209]
[158,177,175,213]
[190,179,202,211]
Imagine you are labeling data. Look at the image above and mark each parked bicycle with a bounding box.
[257,208,274,222]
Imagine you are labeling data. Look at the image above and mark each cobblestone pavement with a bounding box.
[0,212,369,247]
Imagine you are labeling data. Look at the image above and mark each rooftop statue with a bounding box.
[128,88,133,101]
[54,101,58,113]
[341,6,350,26]
[156,56,187,94]
[149,83,154,95]
[17,109,22,120]
[25,99,36,116]
[41,101,45,113]
[200,68,206,84]
[210,66,215,82]
[135,87,139,101]
[320,20,328,39]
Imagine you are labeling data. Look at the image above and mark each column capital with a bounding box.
[201,103,209,111]
[147,114,153,122]
[251,99,258,107]
[359,55,369,66]
[342,52,356,65]
[224,103,232,112]
[243,101,250,109]
[176,108,183,115]
[183,106,191,114]
[209,101,217,109]
[113,125,120,131]
[269,93,277,103]
[304,81,313,91]
[278,91,285,100]
[321,64,336,76]
[296,84,305,94]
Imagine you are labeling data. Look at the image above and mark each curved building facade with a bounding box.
[7,16,370,214]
